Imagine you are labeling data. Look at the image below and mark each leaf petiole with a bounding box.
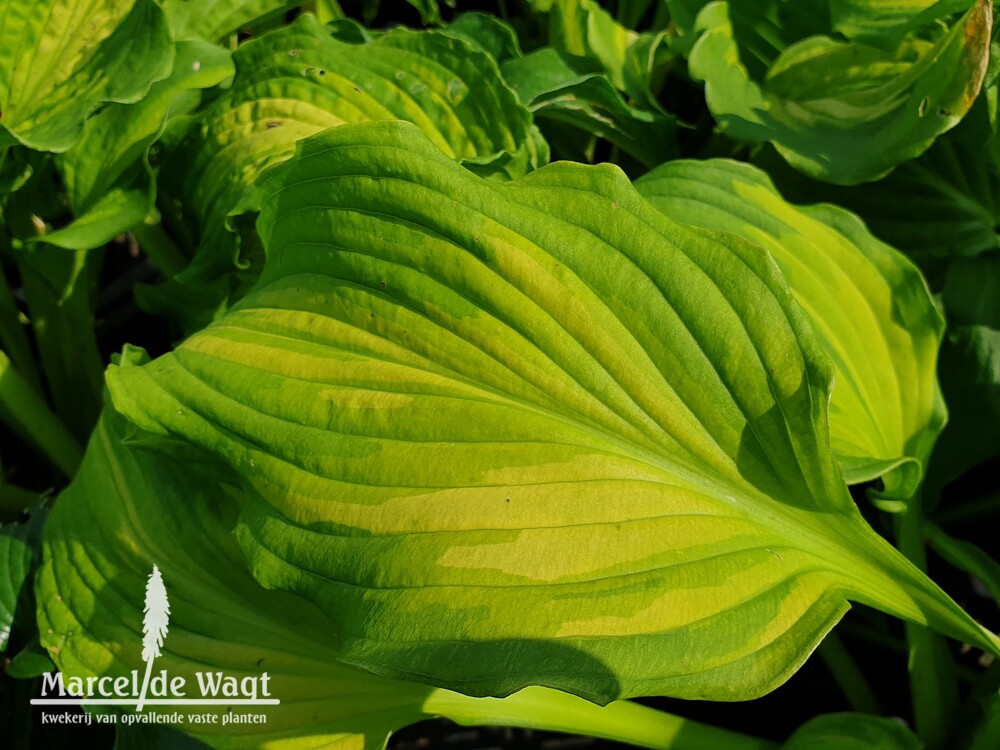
[897,498,959,748]
[816,631,880,715]
[424,686,778,750]
[133,223,188,277]
[0,350,82,478]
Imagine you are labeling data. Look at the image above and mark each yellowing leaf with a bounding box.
[106,122,999,703]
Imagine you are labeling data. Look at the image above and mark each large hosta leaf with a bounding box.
[0,0,173,152]
[146,12,544,330]
[636,159,945,500]
[39,404,748,749]
[684,0,991,184]
[107,122,999,703]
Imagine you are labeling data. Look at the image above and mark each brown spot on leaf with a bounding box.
[960,0,992,109]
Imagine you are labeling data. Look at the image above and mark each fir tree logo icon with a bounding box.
[136,565,170,711]
[32,562,278,711]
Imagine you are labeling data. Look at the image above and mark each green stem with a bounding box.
[133,223,188,277]
[839,621,985,685]
[424,687,777,750]
[840,620,906,653]
[897,499,959,750]
[926,522,1000,608]
[0,350,82,478]
[0,229,43,396]
[816,631,880,714]
[17,245,103,440]
[309,0,345,23]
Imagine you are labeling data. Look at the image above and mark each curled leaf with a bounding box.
[684,0,991,184]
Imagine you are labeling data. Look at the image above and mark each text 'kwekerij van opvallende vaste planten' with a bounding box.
[1,1,1000,749]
